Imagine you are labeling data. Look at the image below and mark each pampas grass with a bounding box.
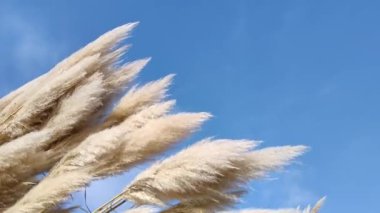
[122,139,306,208]
[0,22,325,213]
[0,54,101,143]
[48,22,137,76]
[0,74,105,175]
[0,73,107,208]
[51,106,208,177]
[104,58,150,93]
[0,22,137,144]
[103,74,174,128]
[6,106,209,212]
[4,171,92,213]
[39,75,173,171]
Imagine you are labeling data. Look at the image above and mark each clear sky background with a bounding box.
[0,1,379,212]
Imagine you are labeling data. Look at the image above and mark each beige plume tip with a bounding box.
[160,73,176,83]
[288,145,309,158]
[110,21,140,37]
[126,57,152,76]
[153,73,176,92]
[312,196,326,213]
[179,112,213,128]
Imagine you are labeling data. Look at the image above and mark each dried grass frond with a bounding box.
[44,72,106,133]
[105,58,151,93]
[123,141,307,208]
[0,22,137,143]
[94,111,211,177]
[0,74,45,112]
[162,190,245,213]
[0,179,37,209]
[235,145,308,181]
[8,109,209,212]
[42,58,152,160]
[50,22,138,77]
[5,171,91,213]
[49,101,178,177]
[0,74,106,204]
[103,74,174,128]
[311,197,326,213]
[0,73,49,122]
[0,54,101,143]
[123,139,256,206]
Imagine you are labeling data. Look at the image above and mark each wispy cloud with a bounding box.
[0,6,66,94]
[280,170,318,207]
[244,168,318,209]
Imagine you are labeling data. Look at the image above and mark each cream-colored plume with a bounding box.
[4,171,92,213]
[123,139,256,206]
[0,74,106,207]
[105,58,151,93]
[7,108,209,212]
[42,60,152,145]
[94,111,211,177]
[0,22,138,143]
[51,108,209,177]
[50,101,175,175]
[49,22,138,77]
[123,140,306,208]
[0,54,101,143]
[0,73,106,179]
[103,74,174,128]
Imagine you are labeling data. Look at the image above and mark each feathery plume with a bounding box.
[0,72,106,168]
[103,73,173,128]
[49,22,138,77]
[5,171,92,213]
[50,101,175,176]
[94,111,211,177]
[0,179,36,209]
[236,145,308,180]
[0,85,24,110]
[161,191,244,213]
[0,54,101,143]
[0,22,137,143]
[44,72,107,132]
[39,76,174,174]
[311,197,326,213]
[0,73,49,120]
[52,109,209,178]
[9,108,209,212]
[41,59,153,162]
[0,74,106,207]
[105,58,151,93]
[123,140,306,208]
[0,75,42,111]
[123,139,256,206]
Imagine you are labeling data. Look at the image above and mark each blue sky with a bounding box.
[0,0,379,212]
